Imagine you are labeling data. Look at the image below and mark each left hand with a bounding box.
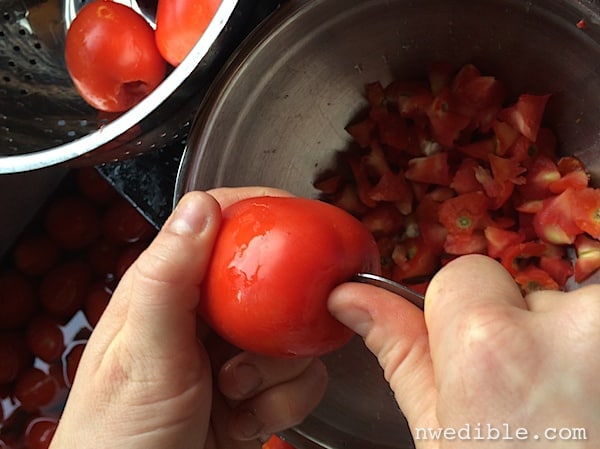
[49,187,328,449]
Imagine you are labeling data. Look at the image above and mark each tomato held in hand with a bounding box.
[155,0,221,66]
[200,196,381,358]
[65,0,167,112]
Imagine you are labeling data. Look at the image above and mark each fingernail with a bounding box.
[232,363,262,398]
[231,409,264,440]
[167,194,210,236]
[332,306,373,338]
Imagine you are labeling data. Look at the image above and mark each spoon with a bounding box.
[352,273,425,310]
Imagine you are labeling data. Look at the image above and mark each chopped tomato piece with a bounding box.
[451,158,482,194]
[368,171,413,214]
[574,234,600,282]
[514,264,560,294]
[572,188,600,239]
[428,60,455,95]
[499,241,547,275]
[533,188,582,245]
[444,231,487,255]
[539,256,574,287]
[392,237,440,281]
[497,93,551,142]
[438,191,490,234]
[519,155,561,201]
[427,88,471,147]
[404,151,452,185]
[457,138,495,161]
[484,226,526,259]
[346,119,375,148]
[492,120,520,155]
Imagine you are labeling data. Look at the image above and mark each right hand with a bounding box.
[329,254,600,448]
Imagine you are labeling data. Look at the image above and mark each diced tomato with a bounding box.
[492,119,520,155]
[378,113,412,151]
[444,231,487,255]
[514,264,560,294]
[361,204,404,237]
[427,88,472,147]
[506,135,536,163]
[574,234,600,282]
[497,93,551,142]
[346,119,375,148]
[484,226,526,259]
[438,191,490,234]
[572,188,600,239]
[405,151,452,185]
[451,158,482,194]
[392,237,440,281]
[518,155,561,201]
[499,240,547,275]
[368,171,414,214]
[533,188,582,245]
[539,256,574,287]
[457,138,495,161]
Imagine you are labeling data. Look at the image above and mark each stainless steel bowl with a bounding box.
[0,0,256,173]
[176,0,600,448]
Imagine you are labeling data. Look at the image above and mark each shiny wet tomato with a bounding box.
[102,198,157,245]
[201,196,381,358]
[26,316,65,363]
[65,0,167,112]
[155,0,221,66]
[39,261,92,320]
[13,234,61,277]
[24,415,58,449]
[0,332,33,384]
[14,368,59,412]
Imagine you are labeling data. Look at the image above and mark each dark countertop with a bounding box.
[98,0,284,229]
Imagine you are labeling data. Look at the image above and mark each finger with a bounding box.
[525,284,600,312]
[328,282,437,429]
[227,358,328,441]
[90,191,222,362]
[425,254,530,409]
[207,187,294,209]
[219,353,317,400]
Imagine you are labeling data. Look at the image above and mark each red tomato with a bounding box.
[64,343,86,387]
[574,234,600,282]
[115,242,148,279]
[65,0,167,112]
[155,0,221,66]
[0,271,37,330]
[498,94,551,142]
[572,187,600,239]
[201,196,381,358]
[0,332,33,384]
[75,167,119,204]
[39,261,92,320]
[84,281,114,327]
[44,195,100,250]
[102,198,157,245]
[26,316,65,363]
[14,368,59,412]
[13,234,61,276]
[87,239,120,278]
[24,415,58,449]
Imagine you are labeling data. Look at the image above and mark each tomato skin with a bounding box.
[201,197,381,358]
[65,0,167,112]
[44,195,100,251]
[24,415,58,449]
[39,261,92,320]
[155,0,221,66]
[14,368,59,412]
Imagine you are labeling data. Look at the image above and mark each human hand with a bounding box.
[329,254,600,448]
[50,187,327,449]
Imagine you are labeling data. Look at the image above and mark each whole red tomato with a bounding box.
[200,196,381,358]
[155,0,221,66]
[64,0,167,112]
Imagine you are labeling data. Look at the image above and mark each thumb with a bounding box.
[99,191,222,357]
[328,283,438,430]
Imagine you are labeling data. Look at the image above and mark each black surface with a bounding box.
[98,1,284,229]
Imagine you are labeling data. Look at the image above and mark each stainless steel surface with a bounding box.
[353,273,425,310]
[176,0,600,448]
[0,0,252,173]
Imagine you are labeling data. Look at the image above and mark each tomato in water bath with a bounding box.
[200,196,381,358]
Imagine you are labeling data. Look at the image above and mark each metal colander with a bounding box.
[0,0,249,173]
